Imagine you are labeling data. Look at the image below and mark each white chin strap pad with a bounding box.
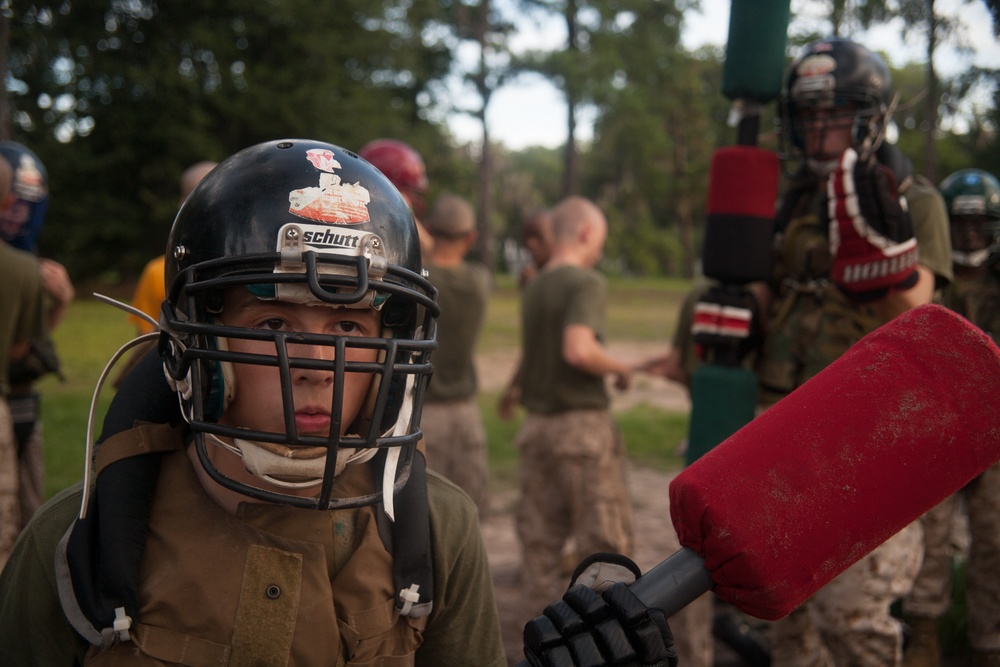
[205,433,377,490]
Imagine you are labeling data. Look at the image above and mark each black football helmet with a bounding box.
[161,139,438,509]
[780,38,894,172]
[939,168,1000,267]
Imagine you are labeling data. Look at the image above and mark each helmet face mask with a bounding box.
[780,38,893,173]
[949,216,998,267]
[162,140,438,510]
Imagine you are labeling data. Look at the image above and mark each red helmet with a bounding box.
[358,139,429,216]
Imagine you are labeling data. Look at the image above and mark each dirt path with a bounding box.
[481,464,685,666]
[474,344,693,665]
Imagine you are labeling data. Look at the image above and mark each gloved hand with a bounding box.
[522,554,678,667]
[690,284,760,367]
[825,147,919,302]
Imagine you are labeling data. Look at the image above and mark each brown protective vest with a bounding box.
[85,426,426,666]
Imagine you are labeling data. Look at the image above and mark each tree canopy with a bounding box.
[4,0,996,283]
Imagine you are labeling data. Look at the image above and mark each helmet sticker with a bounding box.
[289,148,371,224]
[12,154,47,202]
[796,53,837,78]
[792,54,838,103]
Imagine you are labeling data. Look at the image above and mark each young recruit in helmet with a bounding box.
[780,37,894,175]
[939,168,1000,269]
[0,141,49,252]
[358,138,430,217]
[161,139,439,510]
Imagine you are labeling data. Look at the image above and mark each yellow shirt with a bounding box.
[129,255,165,334]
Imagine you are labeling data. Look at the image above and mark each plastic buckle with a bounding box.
[398,583,420,616]
[113,607,132,642]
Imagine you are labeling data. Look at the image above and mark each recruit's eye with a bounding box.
[330,311,381,337]
[258,317,288,331]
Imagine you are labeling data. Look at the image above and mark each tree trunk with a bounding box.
[562,0,580,196]
[672,120,695,278]
[923,0,938,182]
[475,0,495,267]
[0,14,9,140]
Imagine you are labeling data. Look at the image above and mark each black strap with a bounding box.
[97,347,182,445]
[60,428,175,645]
[375,449,435,617]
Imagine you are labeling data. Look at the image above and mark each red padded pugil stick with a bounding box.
[665,304,1000,620]
[701,146,779,285]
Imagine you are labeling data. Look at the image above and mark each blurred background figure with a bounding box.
[760,37,953,667]
[903,168,1000,667]
[128,161,218,335]
[510,195,635,612]
[0,154,49,567]
[517,208,554,288]
[421,192,493,521]
[498,208,554,421]
[358,138,435,261]
[0,142,48,254]
[112,161,218,388]
[0,143,74,534]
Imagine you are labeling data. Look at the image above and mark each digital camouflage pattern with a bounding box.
[908,267,1000,652]
[515,409,634,612]
[759,173,950,666]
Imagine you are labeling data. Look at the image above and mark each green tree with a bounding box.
[6,1,456,281]
[583,2,728,277]
[853,0,980,182]
[514,0,610,196]
[447,0,514,266]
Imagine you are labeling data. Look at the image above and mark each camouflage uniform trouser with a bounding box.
[515,409,634,610]
[0,399,22,570]
[9,392,44,528]
[421,397,490,522]
[905,461,1000,651]
[17,421,44,529]
[769,521,923,667]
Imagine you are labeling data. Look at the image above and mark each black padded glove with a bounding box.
[523,554,678,667]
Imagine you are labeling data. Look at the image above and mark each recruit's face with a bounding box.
[800,106,857,169]
[217,289,381,440]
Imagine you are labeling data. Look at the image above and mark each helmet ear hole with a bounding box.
[205,291,224,314]
[382,299,414,329]
[204,337,237,421]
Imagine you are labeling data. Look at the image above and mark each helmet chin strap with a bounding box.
[953,248,992,268]
[382,373,416,521]
[204,433,378,490]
